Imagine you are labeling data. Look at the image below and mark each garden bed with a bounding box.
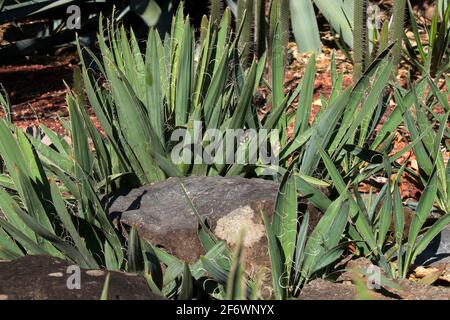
[0,0,448,301]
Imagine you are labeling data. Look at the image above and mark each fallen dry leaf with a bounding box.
[411,265,450,285]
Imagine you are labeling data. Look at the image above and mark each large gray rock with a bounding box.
[415,226,450,267]
[0,255,163,300]
[107,176,279,286]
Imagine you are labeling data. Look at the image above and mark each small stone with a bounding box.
[48,272,64,277]
[86,270,105,277]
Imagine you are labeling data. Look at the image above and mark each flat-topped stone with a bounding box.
[0,255,163,300]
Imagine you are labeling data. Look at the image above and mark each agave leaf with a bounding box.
[393,181,405,273]
[0,227,23,260]
[279,127,313,161]
[272,22,286,140]
[204,47,230,127]
[141,240,163,290]
[0,187,36,241]
[295,176,331,212]
[300,88,351,176]
[28,134,74,174]
[343,145,384,164]
[108,67,166,183]
[337,59,393,154]
[377,156,393,248]
[290,0,321,52]
[179,262,194,300]
[0,217,49,256]
[50,181,98,268]
[104,240,120,271]
[310,242,348,274]
[317,146,378,253]
[262,210,286,300]
[328,43,395,156]
[294,54,316,136]
[214,8,232,73]
[313,0,354,47]
[128,226,145,273]
[301,195,348,281]
[144,29,165,144]
[193,16,212,109]
[201,256,229,284]
[0,120,34,183]
[273,171,298,277]
[100,273,111,300]
[412,213,450,265]
[13,171,97,263]
[226,229,247,300]
[229,60,258,130]
[175,21,194,126]
[293,211,309,284]
[404,169,438,273]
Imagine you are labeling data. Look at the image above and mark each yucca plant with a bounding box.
[262,171,350,299]
[68,3,304,186]
[2,1,405,194]
[0,91,241,299]
[0,123,236,299]
[72,4,407,299]
[0,116,123,268]
[394,78,449,213]
[404,0,450,78]
[194,228,265,300]
[338,161,450,279]
[251,46,414,298]
[313,78,450,279]
[267,43,448,283]
[1,0,442,302]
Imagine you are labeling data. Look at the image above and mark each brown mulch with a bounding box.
[0,50,78,135]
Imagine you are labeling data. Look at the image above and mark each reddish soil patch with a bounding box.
[0,50,78,134]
